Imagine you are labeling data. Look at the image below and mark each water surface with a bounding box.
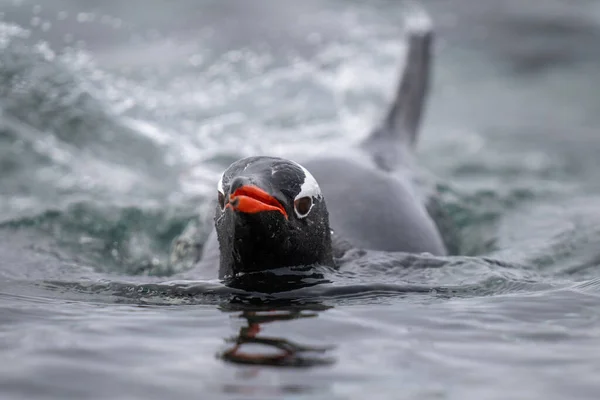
[1,0,600,399]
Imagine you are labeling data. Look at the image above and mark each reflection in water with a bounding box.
[219,303,335,367]
[222,265,333,293]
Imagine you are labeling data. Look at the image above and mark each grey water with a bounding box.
[1,0,600,399]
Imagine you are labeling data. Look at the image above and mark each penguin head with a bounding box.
[214,156,333,277]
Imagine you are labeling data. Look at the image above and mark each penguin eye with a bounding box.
[294,196,313,218]
[218,191,226,210]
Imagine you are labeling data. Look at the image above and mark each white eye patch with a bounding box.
[292,161,322,201]
[291,162,321,219]
[217,172,225,194]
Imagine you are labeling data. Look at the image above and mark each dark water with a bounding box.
[2,0,600,398]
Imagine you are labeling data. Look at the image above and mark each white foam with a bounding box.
[404,8,433,35]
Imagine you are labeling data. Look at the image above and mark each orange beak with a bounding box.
[226,185,288,219]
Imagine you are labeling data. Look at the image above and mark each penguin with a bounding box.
[196,12,447,279]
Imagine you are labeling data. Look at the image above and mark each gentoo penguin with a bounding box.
[196,13,447,279]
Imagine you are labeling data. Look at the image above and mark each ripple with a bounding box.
[0,202,201,276]
[33,251,562,306]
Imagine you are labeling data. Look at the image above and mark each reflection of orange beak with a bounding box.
[226,185,288,219]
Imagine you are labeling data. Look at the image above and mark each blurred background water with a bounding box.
[1,0,600,399]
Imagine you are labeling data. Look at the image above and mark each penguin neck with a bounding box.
[217,222,335,278]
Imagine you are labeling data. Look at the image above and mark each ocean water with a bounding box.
[2,0,600,399]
